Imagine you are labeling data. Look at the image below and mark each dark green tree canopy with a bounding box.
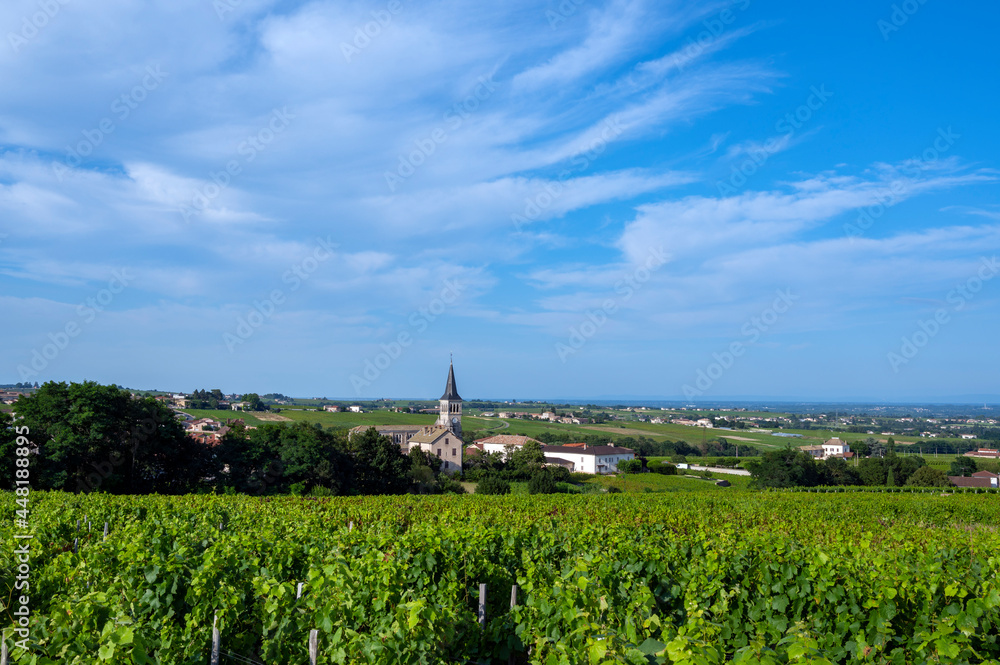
[12,381,210,494]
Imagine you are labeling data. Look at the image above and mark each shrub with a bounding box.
[606,486,622,493]
[905,466,951,488]
[475,475,511,495]
[528,470,558,495]
[438,475,467,494]
[647,460,678,475]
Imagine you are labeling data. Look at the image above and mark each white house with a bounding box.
[475,434,541,456]
[348,405,363,413]
[542,444,635,474]
[323,405,340,412]
[960,434,976,440]
[821,438,851,458]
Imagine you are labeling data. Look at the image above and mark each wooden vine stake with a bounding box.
[309,629,319,665]
[478,583,487,627]
[509,585,519,665]
[210,614,220,665]
[2,630,8,665]
[297,582,304,599]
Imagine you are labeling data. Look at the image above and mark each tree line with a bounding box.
[1,381,461,496]
[745,446,987,489]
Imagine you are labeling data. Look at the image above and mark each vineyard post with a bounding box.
[2,629,8,665]
[508,585,518,665]
[297,582,304,599]
[309,629,318,665]
[210,614,220,665]
[73,537,78,554]
[104,522,109,540]
[478,583,487,627]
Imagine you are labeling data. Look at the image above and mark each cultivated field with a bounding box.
[4,491,999,663]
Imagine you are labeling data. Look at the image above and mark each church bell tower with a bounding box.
[436,358,462,438]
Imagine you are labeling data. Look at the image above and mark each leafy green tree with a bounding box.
[527,468,558,494]
[408,448,443,494]
[886,467,896,487]
[0,412,22,490]
[820,457,862,486]
[747,449,823,488]
[895,455,926,485]
[14,381,211,494]
[349,427,411,495]
[905,466,951,487]
[617,459,643,475]
[242,393,266,411]
[475,474,511,495]
[858,458,887,486]
[950,456,977,477]
[506,440,545,479]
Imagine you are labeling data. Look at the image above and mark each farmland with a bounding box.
[3,491,1000,664]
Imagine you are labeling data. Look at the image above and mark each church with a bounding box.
[349,360,465,473]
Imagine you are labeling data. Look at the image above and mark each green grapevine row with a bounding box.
[2,491,999,664]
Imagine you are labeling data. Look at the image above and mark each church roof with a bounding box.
[440,361,462,401]
[408,426,452,444]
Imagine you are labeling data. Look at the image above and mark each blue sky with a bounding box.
[2,0,998,402]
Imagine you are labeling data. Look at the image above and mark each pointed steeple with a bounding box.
[440,360,462,401]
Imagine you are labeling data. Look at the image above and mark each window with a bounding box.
[452,448,457,456]
[437,449,442,456]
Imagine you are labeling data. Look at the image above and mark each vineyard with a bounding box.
[3,491,1000,664]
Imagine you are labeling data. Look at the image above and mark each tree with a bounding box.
[905,466,951,487]
[527,468,558,494]
[950,456,977,477]
[858,457,887,486]
[475,474,511,495]
[0,412,21,490]
[349,427,411,495]
[13,381,212,494]
[886,467,896,487]
[506,440,545,479]
[242,393,266,412]
[617,459,643,475]
[820,457,862,486]
[747,449,823,488]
